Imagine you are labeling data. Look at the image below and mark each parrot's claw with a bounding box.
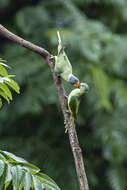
[64,120,68,133]
[65,128,68,133]
[55,72,60,78]
[49,55,55,62]
[64,95,68,99]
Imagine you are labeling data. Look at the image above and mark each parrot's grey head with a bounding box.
[80,83,89,92]
[69,74,80,87]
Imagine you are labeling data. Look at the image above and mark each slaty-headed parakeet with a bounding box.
[55,31,80,87]
[68,83,89,125]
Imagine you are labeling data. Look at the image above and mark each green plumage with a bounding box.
[55,31,72,82]
[68,83,89,125]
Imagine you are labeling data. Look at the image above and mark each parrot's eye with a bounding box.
[80,83,89,92]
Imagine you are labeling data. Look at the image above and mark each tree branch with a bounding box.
[0,24,89,190]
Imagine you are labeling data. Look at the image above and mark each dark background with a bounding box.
[0,0,127,189]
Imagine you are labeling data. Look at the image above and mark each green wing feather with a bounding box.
[68,89,81,125]
[68,97,79,118]
[57,31,63,55]
[55,31,72,81]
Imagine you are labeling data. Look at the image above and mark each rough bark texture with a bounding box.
[0,24,89,190]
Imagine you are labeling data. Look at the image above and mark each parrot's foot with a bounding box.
[64,95,68,99]
[57,74,61,78]
[55,72,61,78]
[64,120,68,133]
[49,55,55,62]
[65,128,68,133]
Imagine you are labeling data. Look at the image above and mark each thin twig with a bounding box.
[0,24,50,59]
[0,24,89,190]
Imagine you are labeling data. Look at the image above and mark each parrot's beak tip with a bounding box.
[74,81,80,87]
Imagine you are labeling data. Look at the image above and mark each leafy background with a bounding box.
[0,0,127,189]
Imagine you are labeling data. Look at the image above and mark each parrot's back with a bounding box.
[55,31,72,81]
[55,52,72,81]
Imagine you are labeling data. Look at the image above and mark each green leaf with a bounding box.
[1,151,39,172]
[2,151,27,162]
[0,153,6,160]
[0,83,12,100]
[37,172,57,185]
[11,165,25,190]
[36,173,61,190]
[0,89,10,103]
[0,98,2,108]
[9,160,40,173]
[19,182,24,190]
[20,162,40,173]
[0,61,10,68]
[24,172,32,190]
[5,79,20,94]
[0,76,11,84]
[42,184,49,190]
[5,164,12,188]
[0,65,8,76]
[0,164,7,190]
[0,160,5,177]
[33,176,42,190]
[0,150,11,160]
[6,75,16,78]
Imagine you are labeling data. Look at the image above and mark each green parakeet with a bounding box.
[68,83,89,125]
[55,31,80,87]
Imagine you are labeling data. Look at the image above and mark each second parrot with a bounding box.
[68,82,89,125]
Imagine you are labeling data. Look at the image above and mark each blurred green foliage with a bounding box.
[0,58,20,107]
[1,0,127,189]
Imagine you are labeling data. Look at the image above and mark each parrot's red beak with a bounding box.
[74,81,80,87]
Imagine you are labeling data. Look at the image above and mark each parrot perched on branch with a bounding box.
[68,83,89,125]
[55,31,80,87]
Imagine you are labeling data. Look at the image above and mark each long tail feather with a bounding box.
[57,31,63,54]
